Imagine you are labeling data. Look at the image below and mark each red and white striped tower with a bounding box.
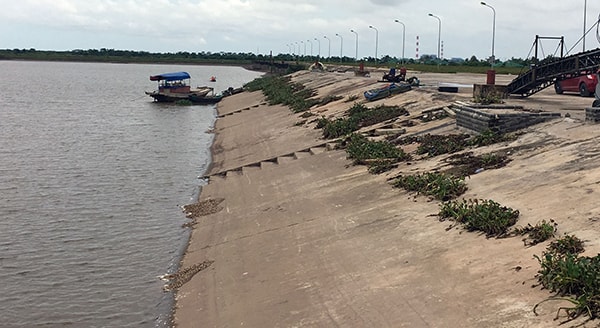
[416,35,419,58]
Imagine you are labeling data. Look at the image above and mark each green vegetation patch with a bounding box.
[513,219,558,246]
[469,129,515,147]
[244,75,319,112]
[532,235,600,322]
[343,133,410,173]
[438,199,519,237]
[443,151,512,177]
[394,130,514,158]
[474,94,504,105]
[417,134,470,157]
[547,234,585,256]
[318,103,409,139]
[317,116,359,139]
[396,133,471,157]
[367,159,398,174]
[348,103,409,127]
[391,172,467,201]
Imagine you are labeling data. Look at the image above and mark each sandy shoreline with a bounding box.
[172,68,600,327]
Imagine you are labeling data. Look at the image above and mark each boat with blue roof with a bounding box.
[145,71,223,104]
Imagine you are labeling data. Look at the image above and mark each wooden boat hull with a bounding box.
[146,84,222,104]
[189,94,223,104]
[146,91,223,104]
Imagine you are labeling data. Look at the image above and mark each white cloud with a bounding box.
[0,0,598,59]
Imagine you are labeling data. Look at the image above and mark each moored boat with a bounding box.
[189,93,223,104]
[145,71,222,104]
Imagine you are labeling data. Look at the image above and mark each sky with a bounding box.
[1,0,599,61]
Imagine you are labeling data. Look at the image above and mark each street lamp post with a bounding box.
[350,29,359,60]
[394,20,406,64]
[301,40,306,56]
[324,36,331,59]
[335,33,343,62]
[368,25,378,60]
[314,38,321,57]
[428,13,442,60]
[480,2,496,68]
[295,42,299,56]
[583,0,587,51]
[307,39,313,56]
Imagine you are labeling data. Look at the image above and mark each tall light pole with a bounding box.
[394,19,406,64]
[428,13,442,60]
[314,37,321,57]
[369,25,379,60]
[295,42,299,56]
[583,0,587,51]
[350,29,359,60]
[307,39,313,56]
[301,40,306,56]
[324,36,331,59]
[480,2,496,68]
[335,33,343,62]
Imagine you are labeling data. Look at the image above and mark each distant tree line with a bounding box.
[0,48,536,74]
[0,48,264,64]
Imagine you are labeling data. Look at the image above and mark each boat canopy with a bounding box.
[149,71,191,81]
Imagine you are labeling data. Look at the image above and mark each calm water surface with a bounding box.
[0,61,262,327]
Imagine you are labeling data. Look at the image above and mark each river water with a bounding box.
[0,61,262,327]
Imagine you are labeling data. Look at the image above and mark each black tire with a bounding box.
[593,99,600,107]
[580,83,591,97]
[554,82,563,94]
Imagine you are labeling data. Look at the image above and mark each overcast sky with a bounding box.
[1,0,599,61]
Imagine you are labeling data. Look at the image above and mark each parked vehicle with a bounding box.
[363,82,412,101]
[554,71,598,97]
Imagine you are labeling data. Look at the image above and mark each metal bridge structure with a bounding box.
[506,37,600,97]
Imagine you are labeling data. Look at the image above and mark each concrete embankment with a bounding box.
[172,69,600,327]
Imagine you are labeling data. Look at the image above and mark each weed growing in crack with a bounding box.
[513,219,558,246]
[318,103,409,139]
[244,75,319,112]
[532,235,600,323]
[391,172,467,201]
[437,198,519,237]
[343,133,410,173]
